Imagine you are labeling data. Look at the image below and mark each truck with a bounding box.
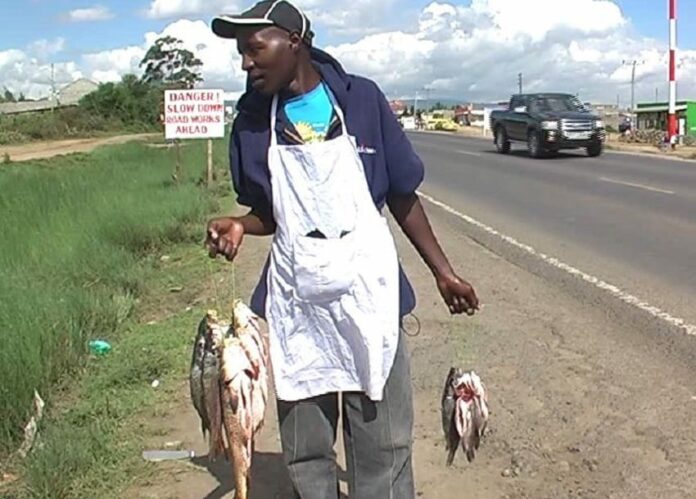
[489,93,605,158]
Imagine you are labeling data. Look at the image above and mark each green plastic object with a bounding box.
[89,340,112,356]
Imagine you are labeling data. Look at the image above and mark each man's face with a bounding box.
[236,26,299,96]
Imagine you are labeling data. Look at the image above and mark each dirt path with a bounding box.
[133,204,696,499]
[0,133,159,162]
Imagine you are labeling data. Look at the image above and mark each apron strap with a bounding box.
[270,94,279,145]
[325,83,349,137]
[332,101,349,137]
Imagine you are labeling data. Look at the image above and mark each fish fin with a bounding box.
[446,445,457,467]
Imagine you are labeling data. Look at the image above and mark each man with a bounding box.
[206,2,479,497]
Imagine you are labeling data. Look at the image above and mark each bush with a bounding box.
[79,74,162,126]
[0,129,30,145]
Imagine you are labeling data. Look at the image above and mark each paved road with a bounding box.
[408,131,696,324]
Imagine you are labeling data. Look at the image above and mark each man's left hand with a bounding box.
[436,273,479,316]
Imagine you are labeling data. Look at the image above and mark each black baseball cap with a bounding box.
[212,0,314,44]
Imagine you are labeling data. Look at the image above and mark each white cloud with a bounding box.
[462,0,625,43]
[0,51,82,99]
[325,0,696,104]
[81,45,147,82]
[143,0,391,36]
[305,0,397,36]
[2,0,695,105]
[26,38,66,57]
[0,20,245,99]
[64,5,114,22]
[145,0,239,19]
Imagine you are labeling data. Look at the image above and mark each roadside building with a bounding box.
[0,78,98,116]
[635,100,696,137]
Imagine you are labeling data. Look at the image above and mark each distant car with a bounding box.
[426,114,459,132]
[489,93,605,158]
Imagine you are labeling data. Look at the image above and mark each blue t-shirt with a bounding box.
[283,82,333,143]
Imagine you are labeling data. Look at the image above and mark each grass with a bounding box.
[15,263,218,499]
[0,136,231,462]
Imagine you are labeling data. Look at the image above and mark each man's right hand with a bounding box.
[205,217,245,261]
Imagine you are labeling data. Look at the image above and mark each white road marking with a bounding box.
[457,149,482,157]
[418,190,696,336]
[599,177,675,195]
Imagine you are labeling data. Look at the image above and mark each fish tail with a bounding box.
[446,447,457,466]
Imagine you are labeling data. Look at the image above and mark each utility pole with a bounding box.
[630,60,636,113]
[622,59,643,114]
[50,63,56,112]
[518,73,523,94]
[668,0,678,141]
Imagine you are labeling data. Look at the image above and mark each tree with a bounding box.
[79,73,161,125]
[1,87,16,103]
[139,36,203,89]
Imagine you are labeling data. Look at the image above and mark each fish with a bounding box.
[441,367,460,466]
[218,300,270,499]
[441,367,489,466]
[189,310,227,461]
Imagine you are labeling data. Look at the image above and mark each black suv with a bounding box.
[490,93,605,158]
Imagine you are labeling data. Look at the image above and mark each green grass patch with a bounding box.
[0,137,230,458]
[16,297,206,499]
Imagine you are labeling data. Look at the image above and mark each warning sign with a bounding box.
[164,89,225,140]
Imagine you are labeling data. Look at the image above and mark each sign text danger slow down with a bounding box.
[164,89,225,140]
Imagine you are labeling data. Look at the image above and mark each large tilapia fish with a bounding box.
[441,367,489,466]
[218,299,269,499]
[190,300,269,499]
[189,310,227,461]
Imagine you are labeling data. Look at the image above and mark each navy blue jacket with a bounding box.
[229,47,425,318]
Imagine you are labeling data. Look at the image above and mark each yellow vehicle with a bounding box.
[424,112,460,132]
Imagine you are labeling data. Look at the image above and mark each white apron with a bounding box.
[265,93,400,402]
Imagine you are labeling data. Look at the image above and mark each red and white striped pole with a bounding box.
[668,0,677,140]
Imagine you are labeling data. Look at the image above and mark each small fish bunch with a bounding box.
[190,300,269,499]
[441,367,489,466]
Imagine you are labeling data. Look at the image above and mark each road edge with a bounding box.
[409,130,696,164]
[418,190,696,358]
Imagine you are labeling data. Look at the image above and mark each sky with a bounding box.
[1,0,695,105]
